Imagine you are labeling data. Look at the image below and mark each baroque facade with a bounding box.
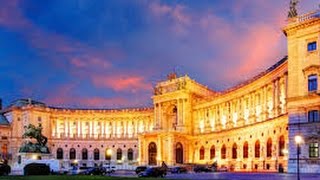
[0,8,320,173]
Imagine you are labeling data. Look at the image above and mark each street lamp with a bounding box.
[295,135,303,180]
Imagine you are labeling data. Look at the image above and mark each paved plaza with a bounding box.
[112,170,320,180]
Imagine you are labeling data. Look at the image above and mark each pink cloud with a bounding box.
[149,1,191,35]
[196,4,286,86]
[43,83,130,108]
[0,1,116,71]
[92,75,152,92]
[70,56,111,69]
[0,0,29,28]
[149,1,172,17]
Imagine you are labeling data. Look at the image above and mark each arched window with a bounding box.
[267,138,272,158]
[57,148,63,160]
[105,149,112,160]
[199,146,205,160]
[82,148,88,160]
[243,141,249,158]
[128,148,134,161]
[255,140,260,158]
[210,145,215,160]
[279,135,285,156]
[94,148,100,160]
[69,148,76,160]
[232,143,237,159]
[117,148,122,160]
[221,144,226,159]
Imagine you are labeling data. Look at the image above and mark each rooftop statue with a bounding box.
[19,124,49,153]
[288,0,299,18]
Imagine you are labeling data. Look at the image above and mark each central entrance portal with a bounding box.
[148,142,157,165]
[176,142,183,164]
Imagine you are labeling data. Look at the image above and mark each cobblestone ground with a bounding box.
[113,171,320,180]
[165,172,320,180]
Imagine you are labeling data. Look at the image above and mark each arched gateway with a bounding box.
[176,142,183,164]
[148,142,157,165]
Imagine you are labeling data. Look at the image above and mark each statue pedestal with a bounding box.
[11,153,54,175]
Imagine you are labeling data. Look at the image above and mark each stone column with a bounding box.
[157,137,162,166]
[55,118,59,138]
[68,119,72,138]
[167,136,173,165]
[101,120,105,138]
[89,120,92,138]
[158,103,162,129]
[177,99,180,127]
[154,104,158,129]
[261,86,267,120]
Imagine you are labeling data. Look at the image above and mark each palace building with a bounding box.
[1,6,320,174]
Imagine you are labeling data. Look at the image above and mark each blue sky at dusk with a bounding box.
[0,0,318,108]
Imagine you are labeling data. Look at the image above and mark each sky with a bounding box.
[0,0,318,108]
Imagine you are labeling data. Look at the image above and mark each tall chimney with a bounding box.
[0,98,2,110]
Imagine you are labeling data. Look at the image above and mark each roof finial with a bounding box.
[288,0,299,18]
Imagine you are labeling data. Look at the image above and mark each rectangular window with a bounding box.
[309,143,319,158]
[308,75,318,92]
[308,110,320,122]
[308,41,317,51]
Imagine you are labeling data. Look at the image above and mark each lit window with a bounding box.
[309,143,319,158]
[243,142,249,158]
[199,146,205,160]
[117,148,122,160]
[308,41,317,51]
[69,148,76,160]
[308,75,317,92]
[221,145,226,159]
[94,148,100,160]
[279,136,285,156]
[210,146,215,159]
[255,140,260,158]
[232,143,237,159]
[266,138,272,158]
[308,110,319,122]
[82,148,88,160]
[127,148,134,161]
[57,148,63,159]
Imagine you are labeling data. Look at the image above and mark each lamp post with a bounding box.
[295,135,302,180]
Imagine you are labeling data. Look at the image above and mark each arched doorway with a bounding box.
[148,142,157,165]
[176,142,183,164]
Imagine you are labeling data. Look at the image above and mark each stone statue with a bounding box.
[167,72,177,80]
[19,124,50,153]
[288,0,299,18]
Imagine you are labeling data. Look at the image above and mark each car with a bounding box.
[105,166,116,174]
[217,166,228,172]
[138,167,166,178]
[171,166,188,174]
[24,163,50,175]
[0,162,11,176]
[79,167,107,175]
[135,166,147,174]
[193,165,212,173]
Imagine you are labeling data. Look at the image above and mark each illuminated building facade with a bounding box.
[0,8,320,173]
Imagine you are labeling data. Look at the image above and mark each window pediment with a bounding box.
[303,65,320,77]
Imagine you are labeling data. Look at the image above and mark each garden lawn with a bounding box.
[0,175,157,180]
